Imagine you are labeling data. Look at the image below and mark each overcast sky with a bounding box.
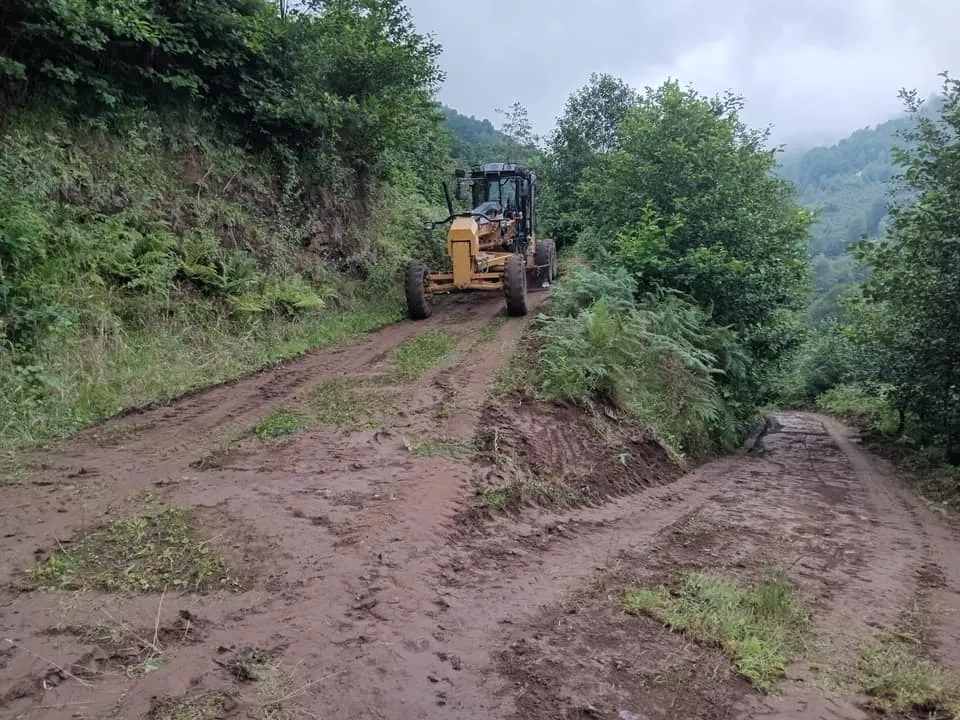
[404,0,960,149]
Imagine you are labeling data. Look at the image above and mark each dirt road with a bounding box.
[2,295,959,720]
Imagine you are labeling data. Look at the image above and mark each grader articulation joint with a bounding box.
[405,162,557,320]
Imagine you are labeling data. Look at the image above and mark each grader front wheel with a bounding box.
[405,262,432,320]
[503,253,528,317]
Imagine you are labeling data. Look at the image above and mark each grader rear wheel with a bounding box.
[503,253,528,317]
[405,262,432,320]
[535,238,558,283]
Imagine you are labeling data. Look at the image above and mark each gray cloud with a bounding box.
[405,0,960,148]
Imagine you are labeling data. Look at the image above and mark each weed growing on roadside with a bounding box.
[853,632,960,715]
[820,604,960,717]
[1,302,401,455]
[490,340,539,399]
[27,507,238,593]
[623,567,808,691]
[253,409,309,439]
[391,330,456,379]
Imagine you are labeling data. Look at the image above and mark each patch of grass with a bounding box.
[478,477,581,511]
[403,436,478,461]
[391,330,456,379]
[253,408,309,439]
[27,506,239,593]
[623,568,808,691]
[309,379,397,428]
[0,301,401,455]
[819,602,960,718]
[150,693,231,720]
[852,632,960,716]
[221,648,299,720]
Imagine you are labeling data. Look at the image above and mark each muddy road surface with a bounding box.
[2,293,960,720]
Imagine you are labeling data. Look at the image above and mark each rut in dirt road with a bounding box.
[3,305,960,720]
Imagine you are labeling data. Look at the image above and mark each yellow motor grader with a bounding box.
[405,162,557,320]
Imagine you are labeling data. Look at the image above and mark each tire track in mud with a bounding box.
[0,291,548,719]
[6,301,960,720]
[483,414,960,720]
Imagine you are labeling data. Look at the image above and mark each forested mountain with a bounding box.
[779,78,960,465]
[778,113,917,259]
[440,105,510,164]
[775,98,940,324]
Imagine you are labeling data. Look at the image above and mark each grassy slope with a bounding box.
[0,110,438,455]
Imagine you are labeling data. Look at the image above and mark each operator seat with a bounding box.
[471,200,504,220]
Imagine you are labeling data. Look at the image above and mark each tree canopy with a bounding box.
[848,76,960,457]
[538,77,813,436]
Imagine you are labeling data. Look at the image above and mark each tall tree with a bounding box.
[547,73,640,245]
[575,81,813,407]
[851,74,960,457]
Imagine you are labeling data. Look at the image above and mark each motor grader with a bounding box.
[405,162,557,320]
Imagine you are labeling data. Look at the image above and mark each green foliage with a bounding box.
[253,408,308,439]
[545,73,639,246]
[777,102,941,260]
[0,0,443,181]
[537,280,740,459]
[547,266,638,317]
[391,329,456,378]
[845,75,960,459]
[778,321,860,406]
[26,506,238,593]
[0,300,399,452]
[816,384,900,437]
[442,105,510,165]
[540,78,812,444]
[623,568,808,691]
[576,82,812,350]
[0,0,455,451]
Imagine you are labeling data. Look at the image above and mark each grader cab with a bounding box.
[405,163,557,320]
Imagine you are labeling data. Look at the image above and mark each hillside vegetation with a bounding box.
[525,76,812,458]
[779,77,960,491]
[0,0,873,469]
[0,0,454,450]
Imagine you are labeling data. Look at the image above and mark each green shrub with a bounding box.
[778,321,860,407]
[547,266,637,317]
[537,288,738,460]
[816,384,900,435]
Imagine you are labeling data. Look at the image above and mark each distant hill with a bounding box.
[441,105,510,165]
[777,97,942,260]
[777,116,912,259]
[774,99,944,324]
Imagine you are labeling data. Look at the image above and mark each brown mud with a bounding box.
[2,294,960,720]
